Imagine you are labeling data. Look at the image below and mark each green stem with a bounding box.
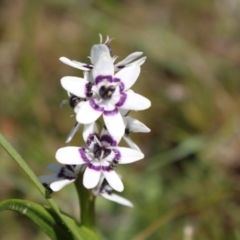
[0,133,82,240]
[75,171,95,231]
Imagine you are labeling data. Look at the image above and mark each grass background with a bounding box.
[1,0,240,239]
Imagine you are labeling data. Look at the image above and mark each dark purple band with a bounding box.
[88,163,101,171]
[115,92,127,107]
[83,64,93,70]
[100,134,117,146]
[103,107,118,116]
[78,148,91,163]
[95,75,112,85]
[89,99,104,112]
[112,148,121,162]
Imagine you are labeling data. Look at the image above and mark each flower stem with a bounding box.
[75,171,96,231]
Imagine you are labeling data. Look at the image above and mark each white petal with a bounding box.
[120,91,151,111]
[103,109,125,140]
[56,147,90,164]
[50,179,75,192]
[92,54,114,80]
[119,108,129,116]
[83,163,101,189]
[93,174,105,193]
[125,117,150,133]
[103,169,124,192]
[76,100,103,124]
[46,164,62,173]
[128,56,147,67]
[59,57,91,71]
[38,174,59,184]
[115,52,143,69]
[101,193,133,207]
[114,63,140,90]
[87,71,94,83]
[90,44,111,64]
[83,122,99,146]
[61,76,88,98]
[66,122,81,143]
[115,147,144,164]
[123,135,141,151]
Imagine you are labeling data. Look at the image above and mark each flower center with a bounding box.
[93,143,111,160]
[99,85,116,100]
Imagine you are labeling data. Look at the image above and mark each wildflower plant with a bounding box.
[0,35,151,239]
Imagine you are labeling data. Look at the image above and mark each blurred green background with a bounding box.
[1,0,240,239]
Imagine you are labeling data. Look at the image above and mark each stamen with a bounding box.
[104,36,114,45]
[93,135,102,146]
[99,33,103,43]
[105,35,109,43]
[100,150,104,159]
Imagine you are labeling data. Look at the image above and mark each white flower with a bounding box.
[55,123,144,192]
[38,164,80,192]
[92,175,133,207]
[123,116,151,151]
[61,48,151,139]
[60,34,146,74]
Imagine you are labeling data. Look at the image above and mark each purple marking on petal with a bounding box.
[112,148,121,163]
[89,99,104,112]
[117,65,125,69]
[83,64,93,70]
[57,167,66,178]
[113,77,120,83]
[113,78,125,92]
[86,133,98,147]
[119,82,125,92]
[95,75,113,85]
[100,134,117,146]
[101,165,113,172]
[115,92,127,107]
[57,167,76,180]
[103,107,118,116]
[78,148,91,163]
[88,163,101,171]
[65,165,75,172]
[85,82,93,98]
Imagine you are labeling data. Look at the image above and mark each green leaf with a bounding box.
[0,199,99,240]
[0,133,85,239]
